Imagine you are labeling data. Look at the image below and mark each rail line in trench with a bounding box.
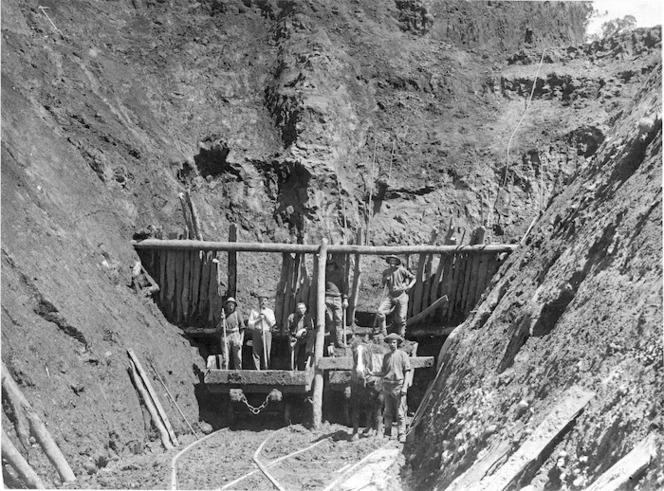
[171,424,400,490]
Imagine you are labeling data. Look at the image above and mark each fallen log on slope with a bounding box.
[1,428,46,489]
[1,361,76,483]
[406,295,448,327]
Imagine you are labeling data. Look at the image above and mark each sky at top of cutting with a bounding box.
[586,0,662,35]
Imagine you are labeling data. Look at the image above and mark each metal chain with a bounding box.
[238,392,273,415]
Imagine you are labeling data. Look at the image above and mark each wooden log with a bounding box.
[313,240,328,429]
[132,239,519,255]
[1,362,76,482]
[190,251,201,317]
[178,193,194,239]
[410,253,427,318]
[173,251,185,323]
[159,250,167,305]
[127,350,178,447]
[474,252,491,306]
[128,359,174,450]
[207,254,219,323]
[348,228,363,325]
[274,253,289,329]
[406,296,449,327]
[402,343,418,400]
[228,224,238,298]
[198,252,211,315]
[477,386,595,490]
[2,429,45,489]
[585,433,658,491]
[184,190,203,241]
[429,253,446,308]
[420,254,434,313]
[459,252,476,317]
[317,356,434,371]
[461,253,480,316]
[445,253,463,322]
[438,253,455,320]
[406,325,456,338]
[181,249,192,321]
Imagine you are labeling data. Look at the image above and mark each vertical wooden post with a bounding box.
[348,229,363,326]
[228,224,237,299]
[312,240,328,429]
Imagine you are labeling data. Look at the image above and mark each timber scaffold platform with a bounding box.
[132,232,517,428]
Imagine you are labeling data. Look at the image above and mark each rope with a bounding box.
[492,49,547,230]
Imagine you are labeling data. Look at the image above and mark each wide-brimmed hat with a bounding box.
[385,255,402,265]
[385,333,404,344]
[225,297,237,305]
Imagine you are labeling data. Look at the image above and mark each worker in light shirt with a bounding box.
[247,293,277,370]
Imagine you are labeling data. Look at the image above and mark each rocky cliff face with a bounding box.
[2,0,660,486]
[404,39,662,489]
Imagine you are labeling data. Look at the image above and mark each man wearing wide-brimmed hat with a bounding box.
[221,297,244,370]
[372,333,411,443]
[375,255,416,338]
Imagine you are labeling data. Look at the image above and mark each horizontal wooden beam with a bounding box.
[204,369,314,388]
[317,356,434,371]
[132,239,518,255]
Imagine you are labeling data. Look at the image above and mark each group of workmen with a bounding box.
[218,254,416,372]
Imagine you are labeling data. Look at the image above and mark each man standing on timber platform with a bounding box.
[376,255,416,338]
[247,293,277,370]
[287,302,315,370]
[220,297,244,370]
[325,259,349,351]
[372,333,411,443]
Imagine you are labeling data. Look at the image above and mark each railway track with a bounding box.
[172,424,400,490]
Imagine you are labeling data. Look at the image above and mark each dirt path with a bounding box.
[176,424,402,490]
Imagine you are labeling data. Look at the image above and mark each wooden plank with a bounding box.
[159,250,167,305]
[175,251,186,323]
[473,252,491,307]
[459,252,475,318]
[447,440,513,491]
[420,254,435,313]
[207,254,219,323]
[274,252,289,329]
[406,296,448,327]
[181,249,192,321]
[429,253,446,308]
[198,252,211,315]
[446,253,464,322]
[477,386,595,491]
[190,251,201,317]
[165,250,177,320]
[204,369,314,387]
[461,253,481,316]
[348,228,363,326]
[585,433,658,491]
[133,239,519,255]
[317,356,434,371]
[438,253,455,320]
[410,253,427,318]
[228,224,238,298]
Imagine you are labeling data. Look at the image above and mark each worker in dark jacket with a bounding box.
[372,333,411,443]
[220,297,244,370]
[375,255,416,338]
[287,302,315,370]
[325,259,348,351]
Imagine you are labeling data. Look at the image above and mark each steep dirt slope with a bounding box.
[404,54,662,490]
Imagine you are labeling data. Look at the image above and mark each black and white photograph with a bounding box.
[1,0,662,489]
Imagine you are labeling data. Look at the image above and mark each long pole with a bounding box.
[312,239,328,429]
[133,239,518,255]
